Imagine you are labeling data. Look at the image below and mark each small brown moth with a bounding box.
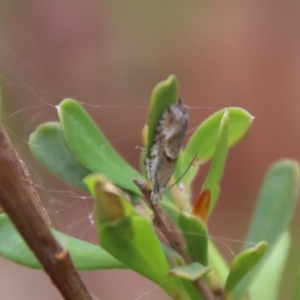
[146,99,189,203]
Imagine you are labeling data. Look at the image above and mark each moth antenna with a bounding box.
[168,151,198,190]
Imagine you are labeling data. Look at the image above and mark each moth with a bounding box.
[146,99,189,203]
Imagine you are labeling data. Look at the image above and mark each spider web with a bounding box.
[0,43,258,300]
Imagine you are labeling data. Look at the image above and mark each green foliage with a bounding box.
[208,241,229,285]
[233,160,299,299]
[146,74,178,155]
[29,122,90,191]
[178,212,208,266]
[245,160,299,249]
[184,107,253,163]
[175,107,253,191]
[225,242,267,295]
[249,232,291,300]
[169,262,211,281]
[0,75,298,299]
[200,109,229,212]
[85,174,169,283]
[0,214,125,270]
[57,98,143,195]
[84,174,200,299]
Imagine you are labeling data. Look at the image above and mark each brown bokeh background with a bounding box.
[1,1,300,299]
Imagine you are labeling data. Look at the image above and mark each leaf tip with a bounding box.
[142,125,148,148]
[84,174,134,223]
[192,189,211,224]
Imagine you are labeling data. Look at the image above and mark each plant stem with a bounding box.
[0,128,94,300]
[134,179,217,300]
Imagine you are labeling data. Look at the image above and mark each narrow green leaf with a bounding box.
[184,107,253,163]
[250,232,291,300]
[29,122,90,191]
[225,241,267,294]
[245,160,299,248]
[233,160,299,299]
[86,174,168,282]
[177,280,205,300]
[100,219,199,300]
[99,217,169,283]
[57,99,143,195]
[0,214,125,270]
[146,75,178,155]
[178,212,208,266]
[201,110,229,212]
[208,240,229,285]
[169,262,211,281]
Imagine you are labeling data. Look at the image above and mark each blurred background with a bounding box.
[0,1,300,299]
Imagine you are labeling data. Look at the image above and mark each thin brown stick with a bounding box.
[0,128,93,300]
[133,179,217,300]
[19,158,53,227]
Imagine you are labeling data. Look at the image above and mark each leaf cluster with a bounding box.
[0,76,299,299]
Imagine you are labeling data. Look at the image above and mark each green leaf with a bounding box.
[160,198,180,225]
[29,122,90,191]
[146,75,178,155]
[57,98,143,195]
[99,216,198,299]
[84,174,137,223]
[245,160,299,248]
[178,212,208,266]
[225,241,267,294]
[99,217,169,283]
[85,175,199,299]
[250,232,291,300]
[201,110,229,212]
[169,262,211,281]
[177,280,205,300]
[184,107,253,163]
[0,214,125,270]
[208,240,229,285]
[85,174,168,283]
[233,160,299,299]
